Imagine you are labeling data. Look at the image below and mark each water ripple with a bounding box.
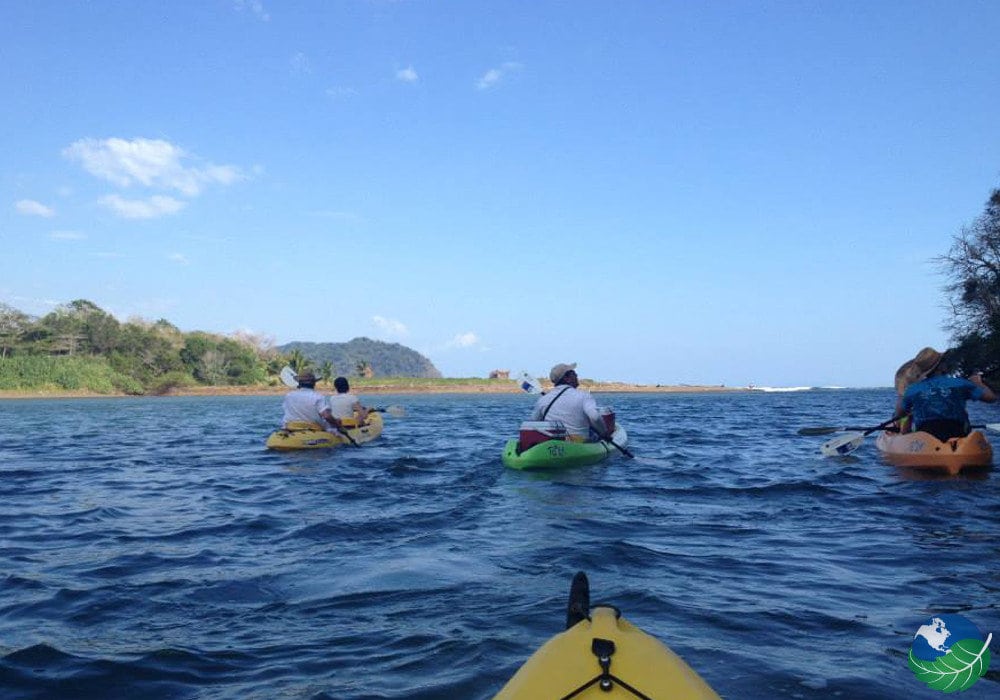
[1,391,999,698]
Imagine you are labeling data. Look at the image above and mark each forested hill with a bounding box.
[279,337,442,379]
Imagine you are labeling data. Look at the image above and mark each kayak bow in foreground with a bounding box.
[494,572,720,699]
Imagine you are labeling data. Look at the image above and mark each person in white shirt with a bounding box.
[281,371,343,433]
[327,376,370,424]
[531,363,610,441]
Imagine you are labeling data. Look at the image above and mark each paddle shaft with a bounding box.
[609,440,634,459]
[799,417,897,437]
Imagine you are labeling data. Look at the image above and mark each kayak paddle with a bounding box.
[798,417,897,436]
[816,418,897,457]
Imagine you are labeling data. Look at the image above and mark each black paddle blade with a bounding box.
[797,427,841,436]
[566,571,590,630]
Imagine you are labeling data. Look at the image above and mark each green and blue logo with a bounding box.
[908,614,992,693]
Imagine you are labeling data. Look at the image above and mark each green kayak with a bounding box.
[502,425,629,470]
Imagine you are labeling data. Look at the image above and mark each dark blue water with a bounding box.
[1,390,998,699]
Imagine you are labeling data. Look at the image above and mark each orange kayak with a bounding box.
[875,430,993,475]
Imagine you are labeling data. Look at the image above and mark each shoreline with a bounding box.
[0,381,745,400]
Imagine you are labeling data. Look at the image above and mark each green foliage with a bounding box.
[280,337,441,378]
[940,188,1000,382]
[908,639,991,693]
[0,355,141,394]
[0,299,441,394]
[148,371,198,395]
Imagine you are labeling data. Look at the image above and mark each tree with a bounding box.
[0,304,32,357]
[939,188,1000,379]
[318,360,334,385]
[287,348,309,373]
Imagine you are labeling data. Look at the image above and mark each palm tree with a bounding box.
[356,359,373,378]
[319,361,334,385]
[287,349,309,373]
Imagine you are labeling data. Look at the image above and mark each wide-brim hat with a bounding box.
[894,347,943,394]
[549,362,577,383]
[296,370,317,383]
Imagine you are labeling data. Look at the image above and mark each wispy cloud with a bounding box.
[50,230,86,240]
[446,331,483,349]
[235,0,269,21]
[168,253,190,265]
[396,66,419,83]
[98,194,186,219]
[63,137,245,197]
[373,315,408,336]
[476,61,522,90]
[15,199,55,217]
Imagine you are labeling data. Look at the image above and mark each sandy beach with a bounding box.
[0,380,743,399]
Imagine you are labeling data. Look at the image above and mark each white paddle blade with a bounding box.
[983,423,1000,433]
[279,366,298,388]
[821,432,865,457]
[383,405,406,417]
[516,371,542,394]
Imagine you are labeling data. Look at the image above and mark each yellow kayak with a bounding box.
[494,573,720,699]
[265,412,383,450]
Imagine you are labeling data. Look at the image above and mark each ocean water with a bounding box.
[1,389,998,699]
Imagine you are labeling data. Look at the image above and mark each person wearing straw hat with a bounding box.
[893,348,995,440]
[281,370,344,433]
[892,347,947,433]
[530,363,611,441]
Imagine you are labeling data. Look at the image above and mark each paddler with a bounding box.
[327,376,370,425]
[281,370,344,433]
[531,363,612,442]
[892,348,995,440]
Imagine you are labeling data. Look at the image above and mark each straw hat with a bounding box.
[894,347,943,394]
[296,370,317,384]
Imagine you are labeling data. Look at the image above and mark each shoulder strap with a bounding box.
[541,386,571,420]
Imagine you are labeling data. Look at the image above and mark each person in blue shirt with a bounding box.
[895,348,996,440]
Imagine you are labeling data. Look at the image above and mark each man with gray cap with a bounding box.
[281,370,344,433]
[530,363,610,440]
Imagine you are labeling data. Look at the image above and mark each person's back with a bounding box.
[531,363,608,440]
[327,376,369,422]
[282,375,328,428]
[902,370,995,440]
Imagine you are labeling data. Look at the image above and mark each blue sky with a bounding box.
[2,1,998,387]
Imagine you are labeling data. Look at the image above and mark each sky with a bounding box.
[2,1,999,388]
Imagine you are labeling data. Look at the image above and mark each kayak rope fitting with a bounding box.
[558,637,653,700]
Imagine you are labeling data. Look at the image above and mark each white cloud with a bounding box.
[63,137,245,196]
[447,331,481,348]
[235,0,269,21]
[373,315,408,336]
[396,66,419,83]
[50,230,86,240]
[99,194,186,219]
[168,253,190,265]
[15,199,55,217]
[476,61,522,90]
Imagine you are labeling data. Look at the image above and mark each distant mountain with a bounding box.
[278,337,442,378]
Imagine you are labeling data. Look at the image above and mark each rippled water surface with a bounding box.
[1,390,998,699]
